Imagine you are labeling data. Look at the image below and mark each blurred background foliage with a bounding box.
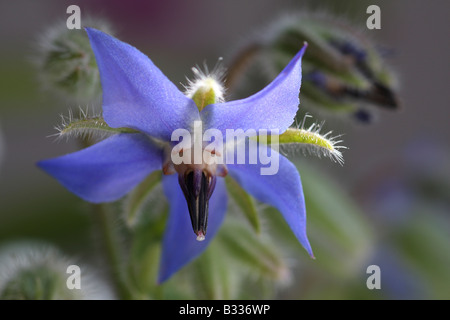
[0,0,449,299]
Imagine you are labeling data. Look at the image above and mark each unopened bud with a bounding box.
[35,18,113,103]
[229,12,400,123]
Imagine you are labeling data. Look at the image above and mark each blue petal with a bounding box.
[86,28,200,141]
[158,174,227,283]
[201,44,307,136]
[38,133,162,203]
[226,143,313,257]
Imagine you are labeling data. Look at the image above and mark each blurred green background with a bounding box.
[0,0,449,299]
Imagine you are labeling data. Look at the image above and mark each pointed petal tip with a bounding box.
[84,27,97,36]
[85,28,103,46]
[297,42,308,58]
[38,134,163,204]
[305,245,315,260]
[36,158,58,176]
[36,159,45,169]
[156,275,166,285]
[85,26,200,141]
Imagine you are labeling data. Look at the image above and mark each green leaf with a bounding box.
[225,176,260,234]
[188,241,234,299]
[394,207,450,299]
[127,202,167,299]
[218,218,289,282]
[127,241,161,299]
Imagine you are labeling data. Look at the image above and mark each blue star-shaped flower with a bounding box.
[38,28,313,283]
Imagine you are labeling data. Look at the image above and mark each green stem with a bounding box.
[93,204,133,299]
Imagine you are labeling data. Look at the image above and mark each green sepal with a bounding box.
[225,176,261,234]
[218,218,288,281]
[57,115,139,140]
[123,171,163,228]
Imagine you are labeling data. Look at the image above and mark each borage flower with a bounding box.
[38,28,313,283]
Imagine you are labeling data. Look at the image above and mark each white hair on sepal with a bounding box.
[280,141,346,166]
[279,114,347,166]
[50,105,128,142]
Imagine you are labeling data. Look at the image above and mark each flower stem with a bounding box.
[93,203,133,299]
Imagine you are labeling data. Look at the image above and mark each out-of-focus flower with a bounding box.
[228,12,400,123]
[0,242,113,300]
[38,28,318,283]
[34,18,113,103]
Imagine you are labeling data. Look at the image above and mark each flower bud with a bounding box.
[35,18,113,103]
[0,243,112,300]
[229,12,400,123]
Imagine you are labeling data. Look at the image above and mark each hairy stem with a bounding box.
[92,203,133,299]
